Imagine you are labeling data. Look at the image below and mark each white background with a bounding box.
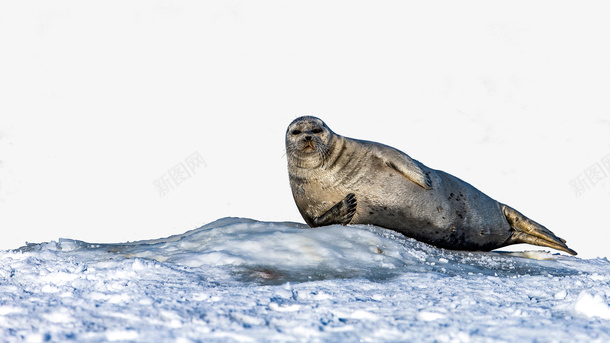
[1,1,609,258]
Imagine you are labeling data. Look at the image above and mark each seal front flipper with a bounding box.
[312,193,357,227]
[381,149,432,190]
[501,204,577,255]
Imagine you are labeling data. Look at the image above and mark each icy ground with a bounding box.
[1,218,609,342]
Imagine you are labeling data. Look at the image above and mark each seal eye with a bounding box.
[291,129,302,135]
[312,128,323,134]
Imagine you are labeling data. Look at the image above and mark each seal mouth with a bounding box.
[302,141,315,152]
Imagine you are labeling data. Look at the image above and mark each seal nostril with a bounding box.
[304,136,312,141]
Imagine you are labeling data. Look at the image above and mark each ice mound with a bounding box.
[19,217,596,284]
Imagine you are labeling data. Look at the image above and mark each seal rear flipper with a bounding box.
[312,193,357,227]
[501,204,577,255]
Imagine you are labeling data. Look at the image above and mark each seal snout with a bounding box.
[302,135,314,148]
[298,135,317,153]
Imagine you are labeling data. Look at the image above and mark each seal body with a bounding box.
[286,116,576,255]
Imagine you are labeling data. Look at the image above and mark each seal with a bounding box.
[285,116,577,255]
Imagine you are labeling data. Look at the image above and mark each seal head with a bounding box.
[286,116,335,170]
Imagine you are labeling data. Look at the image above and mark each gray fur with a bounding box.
[286,116,576,255]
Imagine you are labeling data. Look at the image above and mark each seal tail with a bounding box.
[501,204,577,256]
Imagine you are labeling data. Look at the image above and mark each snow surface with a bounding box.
[2,218,609,342]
